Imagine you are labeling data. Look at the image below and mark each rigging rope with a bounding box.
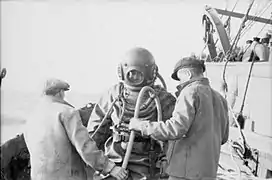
[220,3,256,174]
[256,14,272,37]
[229,2,259,42]
[224,0,240,39]
[239,44,257,116]
[241,5,265,33]
[229,1,272,42]
[231,5,271,59]
[224,0,240,26]
[216,1,263,178]
[222,0,255,93]
[246,2,270,27]
[240,1,272,39]
[229,48,259,177]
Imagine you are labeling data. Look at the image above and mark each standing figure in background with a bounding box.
[269,37,272,62]
[243,37,267,62]
[261,37,270,62]
[0,68,7,87]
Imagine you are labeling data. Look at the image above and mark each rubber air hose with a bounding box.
[122,86,162,169]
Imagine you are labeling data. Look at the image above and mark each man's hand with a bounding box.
[128,117,143,131]
[110,166,128,180]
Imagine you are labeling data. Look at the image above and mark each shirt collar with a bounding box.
[44,96,74,108]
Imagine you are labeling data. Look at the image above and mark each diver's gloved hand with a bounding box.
[110,166,128,180]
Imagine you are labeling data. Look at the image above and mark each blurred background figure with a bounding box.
[269,37,272,62]
[241,40,253,62]
[0,68,7,87]
[261,37,270,62]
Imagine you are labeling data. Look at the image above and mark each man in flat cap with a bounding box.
[24,78,128,180]
[129,57,229,180]
[42,78,74,107]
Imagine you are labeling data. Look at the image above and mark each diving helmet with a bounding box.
[117,47,158,90]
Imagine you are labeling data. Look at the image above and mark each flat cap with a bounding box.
[44,78,70,95]
[171,56,206,81]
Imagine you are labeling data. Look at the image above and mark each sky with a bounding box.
[1,0,271,95]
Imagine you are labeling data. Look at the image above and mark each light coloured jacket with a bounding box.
[139,77,229,179]
[24,96,115,180]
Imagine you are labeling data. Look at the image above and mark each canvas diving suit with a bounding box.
[87,83,176,180]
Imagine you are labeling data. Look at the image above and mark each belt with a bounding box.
[113,133,150,143]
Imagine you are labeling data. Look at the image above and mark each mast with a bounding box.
[215,8,272,25]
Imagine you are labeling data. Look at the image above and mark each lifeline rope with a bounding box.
[219,1,260,177]
[226,46,258,178]
[239,44,257,115]
[256,14,272,37]
[222,0,255,94]
[240,1,272,39]
[234,45,257,156]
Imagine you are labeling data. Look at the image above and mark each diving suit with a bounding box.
[87,47,176,180]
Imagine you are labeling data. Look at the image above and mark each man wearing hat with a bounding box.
[243,37,266,62]
[24,78,128,180]
[42,78,74,107]
[129,57,229,179]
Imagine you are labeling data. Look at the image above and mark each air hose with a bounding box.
[91,84,124,139]
[92,84,164,179]
[122,86,162,169]
[157,73,167,91]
